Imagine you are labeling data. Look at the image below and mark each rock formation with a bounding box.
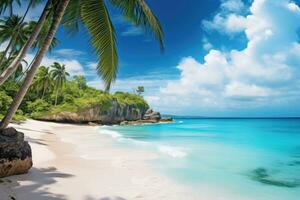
[36,100,148,124]
[0,127,32,178]
[35,100,172,125]
[143,109,161,122]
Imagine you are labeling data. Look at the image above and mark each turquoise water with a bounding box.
[99,118,300,200]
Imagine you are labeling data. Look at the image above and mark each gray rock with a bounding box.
[143,109,161,122]
[0,127,32,178]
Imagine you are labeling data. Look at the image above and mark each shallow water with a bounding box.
[98,118,300,200]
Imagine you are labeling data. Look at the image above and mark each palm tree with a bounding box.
[62,0,164,91]
[32,66,53,98]
[0,0,53,86]
[0,15,28,67]
[0,0,69,129]
[0,0,21,16]
[27,20,60,52]
[0,0,164,129]
[50,62,69,105]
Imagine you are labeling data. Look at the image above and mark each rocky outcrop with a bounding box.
[143,109,161,122]
[36,100,148,124]
[120,110,173,125]
[0,127,32,178]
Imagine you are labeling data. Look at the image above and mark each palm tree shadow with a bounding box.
[3,167,74,200]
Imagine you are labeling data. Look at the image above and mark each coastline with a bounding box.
[0,120,196,200]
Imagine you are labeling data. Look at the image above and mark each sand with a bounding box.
[0,120,197,200]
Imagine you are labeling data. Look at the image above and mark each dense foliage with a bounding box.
[0,64,149,121]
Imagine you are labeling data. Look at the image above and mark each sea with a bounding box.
[98,118,300,200]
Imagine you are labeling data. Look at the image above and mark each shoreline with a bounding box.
[0,119,196,200]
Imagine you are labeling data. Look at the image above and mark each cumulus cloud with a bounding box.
[202,0,247,34]
[203,13,247,33]
[221,0,246,12]
[25,54,85,77]
[149,0,300,115]
[88,74,172,93]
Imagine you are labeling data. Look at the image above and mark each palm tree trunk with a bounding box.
[0,0,53,86]
[0,0,70,129]
[55,89,58,105]
[0,38,13,68]
[16,53,38,83]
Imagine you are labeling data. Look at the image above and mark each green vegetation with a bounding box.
[0,64,149,121]
[136,86,145,96]
[0,0,164,129]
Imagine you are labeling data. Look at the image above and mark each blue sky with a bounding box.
[9,0,300,117]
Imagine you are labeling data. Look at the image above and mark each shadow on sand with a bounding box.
[1,167,74,200]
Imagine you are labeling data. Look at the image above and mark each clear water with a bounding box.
[98,118,300,200]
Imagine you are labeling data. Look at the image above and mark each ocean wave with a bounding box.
[158,145,187,158]
[99,128,122,139]
[97,127,188,158]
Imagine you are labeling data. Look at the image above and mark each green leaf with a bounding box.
[61,0,82,35]
[110,0,164,51]
[81,0,118,91]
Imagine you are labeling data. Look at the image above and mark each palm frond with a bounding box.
[61,0,82,35]
[110,0,164,51]
[81,0,118,91]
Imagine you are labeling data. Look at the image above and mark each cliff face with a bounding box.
[36,100,148,124]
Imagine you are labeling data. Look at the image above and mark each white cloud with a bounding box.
[202,37,213,51]
[202,0,247,34]
[25,54,85,77]
[224,82,272,99]
[87,62,97,69]
[148,0,300,115]
[203,13,247,34]
[287,2,300,12]
[55,49,84,57]
[221,0,245,12]
[121,26,143,36]
[88,74,172,93]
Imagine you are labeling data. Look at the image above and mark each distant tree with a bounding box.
[32,66,53,99]
[73,75,87,90]
[51,62,69,105]
[136,86,145,96]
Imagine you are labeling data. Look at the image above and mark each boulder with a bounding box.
[143,109,161,122]
[0,127,32,178]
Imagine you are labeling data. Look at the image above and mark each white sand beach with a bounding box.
[0,120,197,200]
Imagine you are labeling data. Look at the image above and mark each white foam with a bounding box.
[99,128,122,139]
[158,145,187,158]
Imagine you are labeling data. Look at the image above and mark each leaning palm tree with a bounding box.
[50,62,69,105]
[0,0,53,86]
[0,15,29,67]
[0,0,164,129]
